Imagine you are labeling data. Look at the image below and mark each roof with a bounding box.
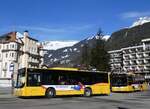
[108,49,122,53]
[19,67,108,74]
[49,67,78,71]
[27,36,38,42]
[0,32,15,39]
[0,31,38,43]
[142,38,150,42]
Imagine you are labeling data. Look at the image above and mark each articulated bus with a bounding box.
[110,73,148,92]
[14,68,110,97]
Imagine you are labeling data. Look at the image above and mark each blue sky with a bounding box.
[0,0,150,41]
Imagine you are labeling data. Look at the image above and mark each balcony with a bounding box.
[113,54,122,58]
[136,60,144,64]
[144,59,150,64]
[123,50,127,54]
[123,56,130,60]
[143,53,150,57]
[129,55,136,59]
[144,45,150,51]
[136,67,144,71]
[144,66,150,70]
[136,54,143,58]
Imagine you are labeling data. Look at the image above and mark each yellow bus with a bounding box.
[110,73,148,92]
[132,74,148,91]
[14,67,110,97]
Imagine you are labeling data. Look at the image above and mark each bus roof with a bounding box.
[48,67,78,71]
[19,67,108,74]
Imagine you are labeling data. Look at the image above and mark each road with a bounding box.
[0,88,150,109]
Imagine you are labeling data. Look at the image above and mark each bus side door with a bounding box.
[26,73,45,96]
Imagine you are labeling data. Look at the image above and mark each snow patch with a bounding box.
[63,49,68,52]
[61,55,69,59]
[42,40,78,50]
[131,17,150,27]
[53,58,58,62]
[86,35,110,41]
[69,48,72,52]
[48,54,52,58]
[102,35,110,40]
[73,48,77,51]
[87,36,95,40]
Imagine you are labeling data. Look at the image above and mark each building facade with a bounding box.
[0,31,44,87]
[108,50,123,72]
[108,38,150,78]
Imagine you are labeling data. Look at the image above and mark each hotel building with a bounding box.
[0,31,44,87]
[108,38,150,79]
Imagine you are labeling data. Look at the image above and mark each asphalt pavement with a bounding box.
[0,87,150,109]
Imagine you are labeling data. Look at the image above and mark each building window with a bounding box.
[7,44,9,49]
[12,44,15,48]
[34,48,37,52]
[12,53,14,57]
[4,62,7,71]
[6,53,8,58]
[4,71,7,77]
[29,47,31,52]
[15,44,18,49]
[32,47,33,52]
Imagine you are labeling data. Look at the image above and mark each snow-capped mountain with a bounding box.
[131,17,150,27]
[102,35,110,40]
[107,16,150,51]
[43,35,107,67]
[41,40,78,50]
[86,35,110,41]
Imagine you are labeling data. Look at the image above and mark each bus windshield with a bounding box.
[15,68,26,88]
[111,75,127,86]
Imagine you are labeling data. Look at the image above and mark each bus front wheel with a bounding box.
[84,88,92,97]
[45,88,56,98]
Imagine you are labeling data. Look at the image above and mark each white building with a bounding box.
[108,50,122,72]
[0,31,44,87]
[109,38,150,78]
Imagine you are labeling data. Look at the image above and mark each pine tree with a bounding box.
[90,29,110,71]
[81,42,90,69]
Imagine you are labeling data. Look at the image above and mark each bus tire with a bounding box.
[45,88,56,98]
[84,88,92,97]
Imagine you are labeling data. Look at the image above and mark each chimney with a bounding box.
[24,30,29,37]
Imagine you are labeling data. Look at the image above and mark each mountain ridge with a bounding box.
[43,17,150,67]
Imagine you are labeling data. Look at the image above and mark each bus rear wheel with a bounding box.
[45,88,56,98]
[84,88,92,97]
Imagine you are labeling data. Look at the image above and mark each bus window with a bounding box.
[111,75,127,86]
[128,76,133,85]
[42,73,57,85]
[58,75,68,85]
[27,73,41,86]
[94,73,108,83]
[79,74,92,85]
[64,73,78,85]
